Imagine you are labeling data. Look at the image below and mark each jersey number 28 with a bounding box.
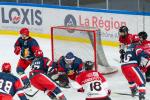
[0,79,12,94]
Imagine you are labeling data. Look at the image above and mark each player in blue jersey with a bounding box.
[57,52,83,80]
[29,49,67,100]
[50,52,83,88]
[0,63,28,100]
[14,27,40,88]
[121,40,150,100]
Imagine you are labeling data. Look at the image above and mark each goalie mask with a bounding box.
[2,63,11,73]
[85,61,94,70]
[65,52,75,64]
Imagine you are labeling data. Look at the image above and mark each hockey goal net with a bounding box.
[50,26,118,74]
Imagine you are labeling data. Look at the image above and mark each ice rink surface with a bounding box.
[0,35,150,100]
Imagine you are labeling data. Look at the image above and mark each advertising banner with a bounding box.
[0,3,149,42]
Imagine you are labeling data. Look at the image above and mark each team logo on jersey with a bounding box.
[64,14,77,33]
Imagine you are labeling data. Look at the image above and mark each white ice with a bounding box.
[0,35,150,100]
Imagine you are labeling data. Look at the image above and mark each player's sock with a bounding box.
[45,90,57,99]
[20,74,31,89]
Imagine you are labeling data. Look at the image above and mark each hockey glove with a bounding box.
[119,49,125,63]
[119,49,125,55]
[14,46,21,55]
[140,66,147,73]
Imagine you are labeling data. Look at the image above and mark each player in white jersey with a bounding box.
[75,61,111,100]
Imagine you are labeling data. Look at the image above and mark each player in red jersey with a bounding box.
[75,61,111,100]
[29,50,67,100]
[14,27,40,88]
[118,26,139,62]
[0,63,28,100]
[137,31,150,82]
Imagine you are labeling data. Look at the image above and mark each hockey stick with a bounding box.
[25,90,39,97]
[113,92,139,97]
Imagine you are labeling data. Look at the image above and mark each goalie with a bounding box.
[49,52,83,88]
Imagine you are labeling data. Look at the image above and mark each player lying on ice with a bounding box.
[49,52,84,88]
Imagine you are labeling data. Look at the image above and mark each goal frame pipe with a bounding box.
[51,27,54,62]
[51,26,98,71]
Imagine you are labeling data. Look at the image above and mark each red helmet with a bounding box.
[2,63,11,73]
[34,50,43,57]
[19,28,29,36]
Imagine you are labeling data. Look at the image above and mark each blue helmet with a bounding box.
[65,52,74,60]
[65,52,75,64]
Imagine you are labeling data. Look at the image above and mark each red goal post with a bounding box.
[50,26,118,74]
